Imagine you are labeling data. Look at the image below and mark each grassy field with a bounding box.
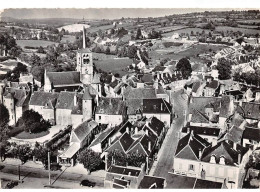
[215,26,260,35]
[60,35,76,43]
[93,53,117,60]
[94,57,132,77]
[15,130,50,139]
[162,27,211,37]
[17,40,58,49]
[86,24,114,33]
[150,43,227,63]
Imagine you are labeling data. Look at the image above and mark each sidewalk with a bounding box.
[149,121,175,176]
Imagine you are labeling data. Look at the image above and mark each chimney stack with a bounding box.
[187,127,190,133]
[199,149,202,159]
[233,142,237,151]
[135,127,138,134]
[238,153,241,165]
[126,127,129,134]
[145,129,149,136]
[74,94,77,106]
[148,141,151,152]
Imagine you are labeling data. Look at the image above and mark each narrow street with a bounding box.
[152,89,189,187]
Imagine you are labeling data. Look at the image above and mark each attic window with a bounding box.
[248,112,251,115]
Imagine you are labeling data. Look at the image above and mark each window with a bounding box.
[188,164,194,171]
[99,116,101,120]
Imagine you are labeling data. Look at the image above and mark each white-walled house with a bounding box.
[95,97,126,126]
[173,131,251,189]
[142,98,172,127]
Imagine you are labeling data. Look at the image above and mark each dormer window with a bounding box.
[219,156,225,165]
[248,112,251,115]
[210,155,216,164]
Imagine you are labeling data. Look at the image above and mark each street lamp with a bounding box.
[48,151,51,185]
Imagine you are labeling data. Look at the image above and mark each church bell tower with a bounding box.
[76,26,93,85]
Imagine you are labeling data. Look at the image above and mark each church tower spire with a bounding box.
[83,26,86,49]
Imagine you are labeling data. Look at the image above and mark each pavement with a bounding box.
[150,89,190,188]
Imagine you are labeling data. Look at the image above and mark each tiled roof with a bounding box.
[137,73,154,83]
[143,98,171,114]
[201,141,249,166]
[218,126,244,144]
[190,110,209,124]
[189,97,221,115]
[139,176,165,189]
[182,126,220,137]
[175,132,210,160]
[4,88,29,107]
[147,117,165,136]
[205,80,219,89]
[29,91,59,108]
[73,120,98,141]
[241,102,260,120]
[56,91,82,110]
[107,165,140,177]
[123,87,156,100]
[152,66,166,72]
[243,127,260,142]
[96,97,125,115]
[194,179,223,189]
[46,71,81,86]
[219,95,233,118]
[88,127,115,148]
[109,79,119,88]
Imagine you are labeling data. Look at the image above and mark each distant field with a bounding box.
[156,25,187,32]
[150,43,226,63]
[162,28,212,37]
[57,23,90,32]
[17,40,58,49]
[60,35,76,43]
[86,24,114,33]
[94,58,132,77]
[238,24,259,29]
[93,53,117,60]
[215,26,260,35]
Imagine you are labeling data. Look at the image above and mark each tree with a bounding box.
[107,150,127,168]
[17,109,51,133]
[128,45,137,59]
[216,58,232,80]
[5,62,28,82]
[11,144,31,164]
[136,28,142,40]
[105,47,110,55]
[127,152,146,167]
[32,145,48,166]
[176,58,192,79]
[37,46,45,54]
[0,104,9,142]
[78,149,102,173]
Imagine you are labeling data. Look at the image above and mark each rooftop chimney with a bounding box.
[135,127,138,134]
[238,153,241,165]
[199,149,202,159]
[126,127,129,134]
[74,94,77,106]
[148,141,151,152]
[145,129,149,136]
[233,142,237,151]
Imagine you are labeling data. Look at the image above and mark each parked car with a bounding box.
[80,180,96,187]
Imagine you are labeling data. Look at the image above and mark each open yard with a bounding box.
[94,57,132,77]
[15,130,50,139]
[17,40,58,49]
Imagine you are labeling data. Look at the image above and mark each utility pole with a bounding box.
[48,151,51,185]
[18,164,20,181]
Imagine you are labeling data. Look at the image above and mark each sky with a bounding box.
[0,0,259,20]
[1,8,259,20]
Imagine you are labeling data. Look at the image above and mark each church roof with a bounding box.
[77,48,92,53]
[46,71,81,86]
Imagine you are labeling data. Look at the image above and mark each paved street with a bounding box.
[0,162,104,189]
[152,89,189,188]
